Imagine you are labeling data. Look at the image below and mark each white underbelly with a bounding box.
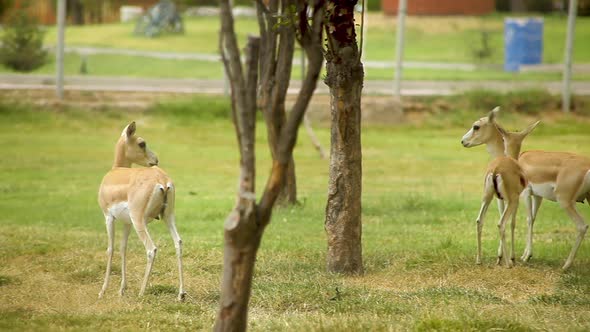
[108,202,132,223]
[530,182,557,202]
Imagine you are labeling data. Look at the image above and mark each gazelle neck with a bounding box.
[486,130,505,159]
[113,138,131,168]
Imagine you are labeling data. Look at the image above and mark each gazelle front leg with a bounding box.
[119,222,132,296]
[99,215,115,298]
[521,192,542,262]
[132,216,157,297]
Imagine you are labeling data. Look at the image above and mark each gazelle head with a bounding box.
[461,106,500,148]
[114,122,159,168]
[494,119,540,159]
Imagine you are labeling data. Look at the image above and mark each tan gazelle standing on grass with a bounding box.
[463,107,590,270]
[462,108,539,267]
[98,122,185,301]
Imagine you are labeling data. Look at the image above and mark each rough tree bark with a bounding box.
[324,0,364,275]
[215,1,325,330]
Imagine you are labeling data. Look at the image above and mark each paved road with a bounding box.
[2,73,590,96]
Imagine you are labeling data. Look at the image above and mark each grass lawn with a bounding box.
[4,52,590,81]
[1,95,590,330]
[2,14,590,81]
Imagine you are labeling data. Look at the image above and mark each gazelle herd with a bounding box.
[462,107,590,270]
[96,112,589,300]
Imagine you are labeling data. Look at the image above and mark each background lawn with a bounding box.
[0,94,589,330]
[1,14,590,81]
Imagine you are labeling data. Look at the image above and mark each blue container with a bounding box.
[504,18,543,72]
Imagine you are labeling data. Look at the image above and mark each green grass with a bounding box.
[39,14,590,64]
[3,52,590,81]
[3,14,590,80]
[1,95,590,331]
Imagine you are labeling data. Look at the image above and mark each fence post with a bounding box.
[393,0,407,98]
[56,0,66,100]
[562,0,577,113]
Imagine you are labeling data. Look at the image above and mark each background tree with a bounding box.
[215,0,325,330]
[68,0,85,25]
[256,0,298,204]
[0,6,47,72]
[324,0,364,275]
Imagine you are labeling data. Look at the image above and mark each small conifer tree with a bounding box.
[0,9,47,72]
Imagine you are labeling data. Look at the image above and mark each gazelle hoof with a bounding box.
[496,257,502,265]
[178,292,187,302]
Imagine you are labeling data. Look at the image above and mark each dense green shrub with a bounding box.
[366,0,380,11]
[0,10,47,72]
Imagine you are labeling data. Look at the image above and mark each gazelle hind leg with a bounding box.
[99,215,115,298]
[165,213,185,301]
[476,175,495,265]
[497,201,517,268]
[163,184,186,301]
[510,205,517,263]
[495,198,505,259]
[560,202,589,270]
[119,222,132,296]
[131,214,157,297]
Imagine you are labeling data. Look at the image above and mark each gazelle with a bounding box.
[468,114,539,267]
[462,108,590,270]
[98,122,185,301]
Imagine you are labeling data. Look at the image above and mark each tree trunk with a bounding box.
[215,219,262,331]
[278,157,297,204]
[68,0,85,25]
[215,0,326,330]
[510,0,527,12]
[257,0,298,205]
[324,0,364,275]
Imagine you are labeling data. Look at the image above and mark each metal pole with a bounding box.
[562,0,577,113]
[393,0,407,97]
[56,0,66,100]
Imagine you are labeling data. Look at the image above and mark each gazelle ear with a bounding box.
[487,106,500,121]
[520,120,540,137]
[125,121,136,138]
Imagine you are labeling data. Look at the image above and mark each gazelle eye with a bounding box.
[138,141,146,149]
[473,125,480,131]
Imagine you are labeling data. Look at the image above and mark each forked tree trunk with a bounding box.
[257,0,298,205]
[215,1,325,330]
[324,0,364,275]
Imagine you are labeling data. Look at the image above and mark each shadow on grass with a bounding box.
[415,317,534,332]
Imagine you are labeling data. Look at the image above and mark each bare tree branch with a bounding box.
[258,0,325,221]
